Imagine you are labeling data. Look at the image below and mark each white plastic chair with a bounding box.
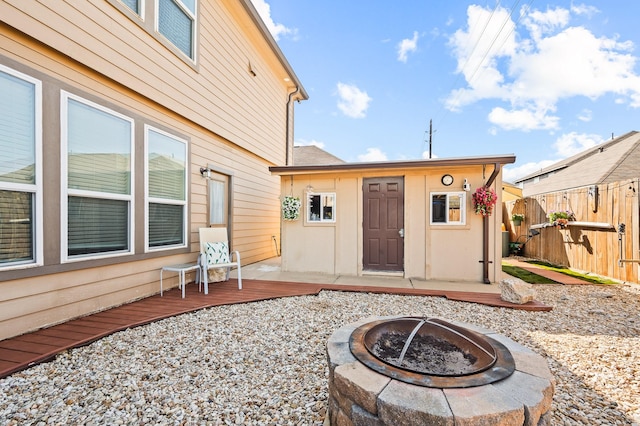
[198,227,242,294]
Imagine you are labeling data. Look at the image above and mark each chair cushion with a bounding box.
[205,241,230,265]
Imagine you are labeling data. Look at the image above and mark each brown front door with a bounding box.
[363,177,404,271]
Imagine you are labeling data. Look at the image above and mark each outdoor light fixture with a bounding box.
[529,228,541,238]
[200,167,211,178]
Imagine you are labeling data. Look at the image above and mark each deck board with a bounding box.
[0,278,551,379]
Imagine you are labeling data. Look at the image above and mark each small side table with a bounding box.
[160,263,201,298]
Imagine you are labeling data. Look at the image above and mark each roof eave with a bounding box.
[270,154,516,175]
[239,0,308,100]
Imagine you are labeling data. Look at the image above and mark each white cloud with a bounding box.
[397,31,419,63]
[446,4,640,131]
[577,109,592,122]
[552,131,604,157]
[336,82,372,118]
[488,106,559,131]
[294,139,325,148]
[250,0,294,41]
[358,148,388,162]
[503,160,557,183]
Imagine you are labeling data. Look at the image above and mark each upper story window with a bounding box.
[307,192,335,223]
[157,0,196,59]
[145,125,187,250]
[0,65,42,269]
[430,192,466,225]
[121,0,141,15]
[61,92,134,260]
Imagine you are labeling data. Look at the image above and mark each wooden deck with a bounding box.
[0,278,551,379]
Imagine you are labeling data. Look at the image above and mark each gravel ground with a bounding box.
[1,282,639,425]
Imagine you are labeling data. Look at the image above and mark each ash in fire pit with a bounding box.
[373,331,478,375]
[350,316,515,387]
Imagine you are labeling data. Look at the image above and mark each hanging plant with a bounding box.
[472,186,497,216]
[282,195,302,221]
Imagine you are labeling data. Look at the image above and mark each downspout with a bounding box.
[482,163,501,284]
[285,87,299,166]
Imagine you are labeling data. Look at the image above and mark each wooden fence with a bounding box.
[503,178,639,283]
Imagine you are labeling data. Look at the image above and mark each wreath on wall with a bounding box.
[472,186,497,217]
[282,195,302,221]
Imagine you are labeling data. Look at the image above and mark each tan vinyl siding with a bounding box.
[0,0,291,164]
[0,0,298,339]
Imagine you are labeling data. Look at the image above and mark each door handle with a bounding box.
[399,228,404,238]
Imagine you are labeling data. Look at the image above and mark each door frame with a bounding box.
[362,176,405,273]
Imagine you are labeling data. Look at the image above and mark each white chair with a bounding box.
[198,227,242,294]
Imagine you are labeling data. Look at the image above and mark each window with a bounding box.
[307,192,335,223]
[0,65,42,268]
[145,125,187,249]
[121,0,141,15]
[157,0,196,58]
[431,192,465,225]
[208,170,230,227]
[61,92,134,260]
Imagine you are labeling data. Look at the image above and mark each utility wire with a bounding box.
[424,0,536,156]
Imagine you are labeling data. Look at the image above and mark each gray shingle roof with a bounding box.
[292,145,345,166]
[516,131,640,196]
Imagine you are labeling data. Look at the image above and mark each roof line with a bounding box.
[515,130,638,183]
[270,154,516,174]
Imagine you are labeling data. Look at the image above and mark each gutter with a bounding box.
[482,163,501,284]
[285,87,299,165]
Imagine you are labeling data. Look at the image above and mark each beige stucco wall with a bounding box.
[280,166,504,283]
[0,1,301,340]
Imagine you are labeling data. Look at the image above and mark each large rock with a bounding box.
[500,278,536,304]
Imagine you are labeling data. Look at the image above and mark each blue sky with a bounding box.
[251,1,640,182]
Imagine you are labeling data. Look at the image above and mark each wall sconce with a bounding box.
[200,167,211,178]
[305,184,315,193]
[462,178,471,191]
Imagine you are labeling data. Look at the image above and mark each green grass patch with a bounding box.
[524,260,619,285]
[501,264,557,284]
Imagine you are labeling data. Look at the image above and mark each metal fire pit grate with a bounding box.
[349,317,516,388]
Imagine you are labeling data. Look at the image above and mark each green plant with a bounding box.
[547,210,573,222]
[282,195,301,221]
[511,213,524,221]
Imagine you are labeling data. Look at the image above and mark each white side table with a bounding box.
[160,263,201,298]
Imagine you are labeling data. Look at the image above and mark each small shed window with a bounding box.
[430,192,465,225]
[307,192,335,223]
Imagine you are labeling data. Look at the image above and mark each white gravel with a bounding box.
[1,283,639,425]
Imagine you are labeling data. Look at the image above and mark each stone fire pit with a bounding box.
[326,316,555,425]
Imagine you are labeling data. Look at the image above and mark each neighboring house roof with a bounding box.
[515,131,640,196]
[293,145,346,166]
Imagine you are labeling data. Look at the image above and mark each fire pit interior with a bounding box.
[350,317,515,388]
[328,316,555,425]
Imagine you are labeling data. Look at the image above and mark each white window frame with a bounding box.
[144,124,188,251]
[155,0,197,60]
[121,0,144,17]
[430,192,466,225]
[0,65,43,270]
[306,192,336,223]
[60,91,135,262]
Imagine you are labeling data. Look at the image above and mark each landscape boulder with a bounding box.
[500,278,536,304]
